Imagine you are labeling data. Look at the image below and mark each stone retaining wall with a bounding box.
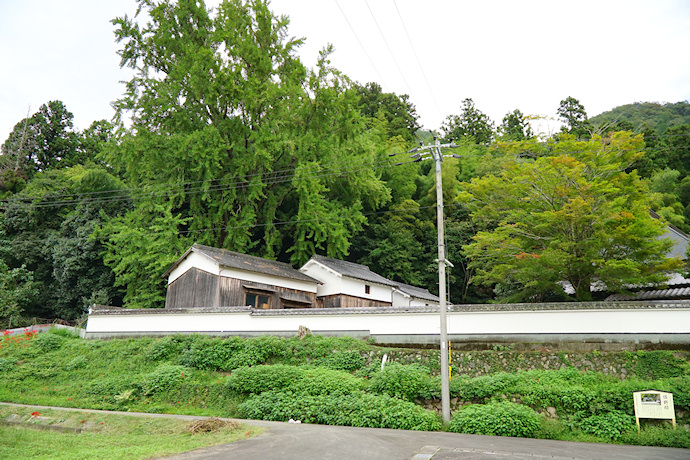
[364,348,690,379]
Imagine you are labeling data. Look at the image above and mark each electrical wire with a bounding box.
[364,0,414,99]
[5,137,688,210]
[0,155,417,210]
[392,0,442,119]
[334,0,388,89]
[11,200,462,245]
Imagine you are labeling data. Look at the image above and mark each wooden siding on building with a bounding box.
[166,268,219,309]
[167,268,317,309]
[321,294,392,309]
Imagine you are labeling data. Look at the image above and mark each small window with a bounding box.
[246,293,270,309]
[365,285,371,294]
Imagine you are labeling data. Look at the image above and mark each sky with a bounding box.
[2,0,690,143]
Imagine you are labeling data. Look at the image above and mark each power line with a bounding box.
[2,131,688,210]
[392,0,442,119]
[334,0,388,89]
[6,137,690,210]
[1,156,420,210]
[364,0,414,99]
[12,200,459,246]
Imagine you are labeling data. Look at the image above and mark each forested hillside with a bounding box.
[1,0,688,322]
[590,101,690,135]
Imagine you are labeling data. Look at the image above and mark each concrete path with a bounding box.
[2,403,688,460]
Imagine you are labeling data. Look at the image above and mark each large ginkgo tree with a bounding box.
[100,0,390,307]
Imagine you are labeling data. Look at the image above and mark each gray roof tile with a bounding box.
[605,287,690,301]
[396,282,440,302]
[309,255,398,287]
[165,244,319,284]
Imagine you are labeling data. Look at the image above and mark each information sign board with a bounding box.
[633,390,675,429]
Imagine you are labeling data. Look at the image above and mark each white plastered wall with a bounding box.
[167,252,219,284]
[86,307,690,337]
[340,277,391,303]
[300,261,342,297]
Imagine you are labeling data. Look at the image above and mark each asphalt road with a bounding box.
[162,419,690,460]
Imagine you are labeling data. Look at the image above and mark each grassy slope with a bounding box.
[1,329,689,447]
[0,406,262,460]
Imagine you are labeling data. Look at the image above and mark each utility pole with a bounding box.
[407,137,458,423]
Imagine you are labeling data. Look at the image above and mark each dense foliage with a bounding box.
[0,0,688,317]
[462,133,682,301]
[448,401,541,438]
[1,331,688,447]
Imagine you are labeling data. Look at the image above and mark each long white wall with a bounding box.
[86,306,690,342]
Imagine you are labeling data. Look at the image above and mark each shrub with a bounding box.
[621,425,690,449]
[666,376,690,412]
[143,335,189,361]
[452,372,520,402]
[180,337,243,371]
[238,390,441,431]
[227,365,305,395]
[47,327,79,338]
[574,410,635,440]
[142,364,189,396]
[520,384,595,413]
[85,374,143,400]
[180,336,287,371]
[0,357,17,372]
[31,333,65,352]
[629,351,688,380]
[448,402,541,438]
[368,363,432,401]
[64,355,87,371]
[227,365,364,396]
[285,335,369,364]
[291,367,365,395]
[315,351,365,372]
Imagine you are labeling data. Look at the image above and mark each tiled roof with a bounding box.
[606,287,690,301]
[167,244,319,283]
[308,255,398,287]
[396,283,440,302]
[90,300,690,316]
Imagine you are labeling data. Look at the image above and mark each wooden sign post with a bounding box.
[633,390,676,430]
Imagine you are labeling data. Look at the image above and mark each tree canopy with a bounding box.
[461,133,682,302]
[557,96,592,139]
[101,0,391,307]
[441,98,495,145]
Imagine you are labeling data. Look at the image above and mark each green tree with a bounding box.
[105,0,390,306]
[648,168,687,232]
[660,124,690,177]
[462,133,681,302]
[557,96,592,140]
[498,109,534,141]
[0,259,37,321]
[354,199,431,286]
[0,166,129,319]
[441,98,495,145]
[0,101,80,175]
[355,82,420,142]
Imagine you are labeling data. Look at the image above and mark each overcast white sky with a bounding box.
[2,0,690,143]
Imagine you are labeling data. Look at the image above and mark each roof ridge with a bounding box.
[312,254,373,271]
[193,244,294,267]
